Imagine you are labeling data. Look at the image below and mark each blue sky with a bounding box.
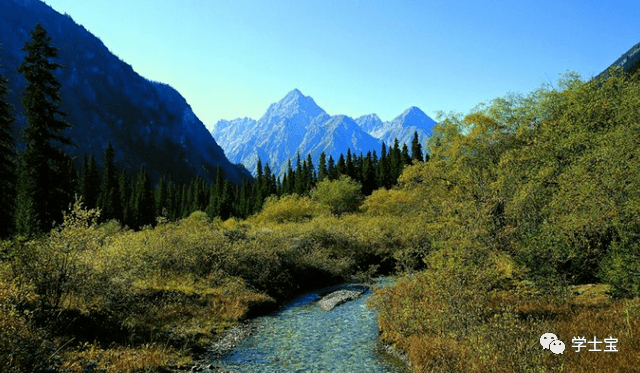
[44,0,640,130]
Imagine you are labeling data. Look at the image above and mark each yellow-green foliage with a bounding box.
[251,194,328,224]
[2,197,389,372]
[311,175,363,215]
[370,70,640,372]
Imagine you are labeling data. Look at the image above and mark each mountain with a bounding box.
[356,107,435,152]
[212,89,437,176]
[597,41,640,79]
[0,0,249,184]
[212,89,381,176]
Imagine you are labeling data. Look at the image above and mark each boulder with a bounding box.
[317,289,364,311]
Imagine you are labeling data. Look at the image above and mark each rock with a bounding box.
[317,289,364,311]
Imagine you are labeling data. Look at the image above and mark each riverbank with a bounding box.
[0,204,410,372]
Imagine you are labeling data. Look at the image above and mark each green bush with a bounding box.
[252,194,327,224]
[311,175,363,215]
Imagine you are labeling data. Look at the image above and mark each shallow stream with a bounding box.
[207,279,405,372]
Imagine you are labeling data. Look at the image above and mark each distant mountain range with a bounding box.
[1,0,249,184]
[211,89,436,176]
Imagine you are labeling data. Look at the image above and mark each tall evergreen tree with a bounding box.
[327,155,337,180]
[294,154,304,195]
[0,46,16,237]
[285,160,295,194]
[411,131,423,162]
[80,154,100,209]
[389,138,402,182]
[154,175,167,218]
[345,148,355,179]
[15,24,74,234]
[98,142,121,222]
[132,166,154,228]
[262,163,277,197]
[306,154,316,190]
[401,143,412,166]
[118,169,133,228]
[318,152,328,181]
[361,151,376,196]
[377,142,389,189]
[337,154,347,176]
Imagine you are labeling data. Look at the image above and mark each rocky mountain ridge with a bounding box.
[211,89,436,176]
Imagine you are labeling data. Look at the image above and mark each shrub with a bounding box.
[311,175,363,215]
[252,194,327,224]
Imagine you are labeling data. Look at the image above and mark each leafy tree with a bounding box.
[0,46,16,237]
[15,24,74,235]
[311,175,363,215]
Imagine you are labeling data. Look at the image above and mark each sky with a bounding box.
[43,0,640,130]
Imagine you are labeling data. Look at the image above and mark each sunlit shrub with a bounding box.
[311,175,363,215]
[10,198,103,310]
[252,194,327,224]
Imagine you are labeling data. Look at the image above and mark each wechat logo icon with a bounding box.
[540,333,565,354]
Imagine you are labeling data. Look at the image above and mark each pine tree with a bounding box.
[411,131,423,162]
[337,154,347,176]
[306,154,316,191]
[389,138,402,182]
[98,142,122,222]
[294,154,304,195]
[0,46,16,237]
[345,149,355,179]
[361,151,376,196]
[377,142,389,189]
[401,143,412,166]
[118,169,133,228]
[318,152,328,181]
[80,154,100,209]
[155,175,167,218]
[327,155,337,180]
[132,166,154,228]
[15,24,74,234]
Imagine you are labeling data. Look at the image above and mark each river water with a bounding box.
[208,279,406,372]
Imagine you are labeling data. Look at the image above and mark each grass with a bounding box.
[372,271,640,373]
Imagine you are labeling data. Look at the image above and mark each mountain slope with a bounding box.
[597,41,640,79]
[0,0,249,184]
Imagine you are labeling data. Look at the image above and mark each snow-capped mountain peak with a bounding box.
[211,90,436,176]
[261,89,325,125]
